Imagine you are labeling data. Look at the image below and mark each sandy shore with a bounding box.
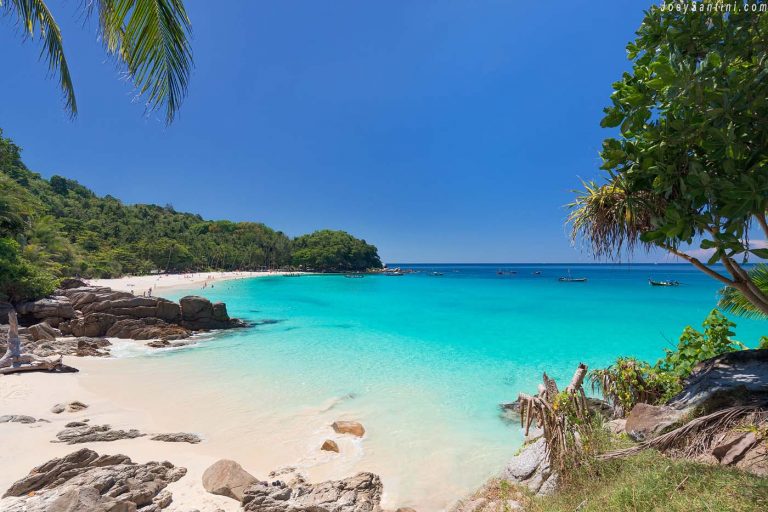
[88,271,298,297]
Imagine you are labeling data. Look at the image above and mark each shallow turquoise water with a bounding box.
[154,264,765,509]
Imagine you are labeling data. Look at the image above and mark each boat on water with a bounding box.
[384,271,404,276]
[430,272,444,276]
[344,274,364,279]
[532,271,542,275]
[558,270,587,282]
[649,278,680,287]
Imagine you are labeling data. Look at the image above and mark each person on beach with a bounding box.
[0,311,62,369]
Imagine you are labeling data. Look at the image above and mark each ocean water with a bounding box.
[127,264,765,509]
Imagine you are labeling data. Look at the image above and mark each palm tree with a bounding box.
[2,0,193,123]
[719,265,768,320]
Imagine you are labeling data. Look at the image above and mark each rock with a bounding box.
[712,432,759,466]
[30,336,111,358]
[396,508,418,512]
[332,420,366,437]
[65,421,88,428]
[241,471,383,512]
[27,322,61,342]
[202,459,259,502]
[502,438,557,495]
[625,403,684,441]
[106,318,190,341]
[0,415,36,424]
[179,296,233,330]
[321,439,339,452]
[667,349,768,412]
[51,404,66,414]
[55,424,144,444]
[1,448,186,511]
[151,432,202,444]
[0,301,14,323]
[58,278,88,290]
[605,418,627,435]
[16,296,76,325]
[61,313,118,337]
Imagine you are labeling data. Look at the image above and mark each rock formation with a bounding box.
[1,448,186,511]
[501,438,558,496]
[151,432,202,444]
[54,423,145,444]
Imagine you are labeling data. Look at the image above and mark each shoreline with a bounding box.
[87,271,302,297]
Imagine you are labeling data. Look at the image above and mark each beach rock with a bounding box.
[0,301,14,323]
[58,278,88,290]
[502,438,557,496]
[34,336,112,358]
[667,349,768,412]
[332,420,366,437]
[241,471,383,512]
[27,322,61,341]
[65,421,88,428]
[15,296,76,325]
[712,432,759,466]
[0,415,36,424]
[202,459,259,502]
[321,439,340,452]
[625,403,683,441]
[1,448,186,510]
[179,296,235,330]
[106,317,190,340]
[151,432,202,444]
[51,403,66,414]
[605,418,627,435]
[55,424,144,444]
[61,313,118,337]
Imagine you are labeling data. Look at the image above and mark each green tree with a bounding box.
[569,3,768,315]
[292,230,383,272]
[719,264,768,319]
[2,0,193,123]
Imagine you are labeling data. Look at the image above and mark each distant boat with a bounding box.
[558,270,587,282]
[384,271,404,276]
[430,272,444,276]
[532,271,542,275]
[344,274,364,279]
[649,278,679,287]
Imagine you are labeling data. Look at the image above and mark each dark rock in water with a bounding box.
[241,471,383,512]
[151,432,202,444]
[0,415,36,424]
[667,349,768,411]
[1,448,186,511]
[54,424,144,444]
[625,403,684,441]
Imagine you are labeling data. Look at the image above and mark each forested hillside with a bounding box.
[0,129,382,301]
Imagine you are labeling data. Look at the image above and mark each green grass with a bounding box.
[530,450,768,512]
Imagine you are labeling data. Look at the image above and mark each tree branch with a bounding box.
[662,244,735,286]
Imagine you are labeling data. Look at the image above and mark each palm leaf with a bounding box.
[92,0,193,124]
[2,0,77,116]
[718,264,768,320]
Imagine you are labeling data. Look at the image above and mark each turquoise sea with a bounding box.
[139,264,765,509]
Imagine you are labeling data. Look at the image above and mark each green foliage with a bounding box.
[658,309,746,379]
[590,358,680,415]
[0,238,58,302]
[0,129,382,299]
[593,310,751,413]
[759,336,768,350]
[719,264,768,320]
[291,230,382,271]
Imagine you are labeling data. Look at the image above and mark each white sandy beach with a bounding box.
[88,271,297,297]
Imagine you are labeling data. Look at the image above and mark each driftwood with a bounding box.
[518,363,591,472]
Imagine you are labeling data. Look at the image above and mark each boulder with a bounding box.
[61,313,118,337]
[202,459,259,502]
[0,415,37,424]
[151,432,202,444]
[667,349,768,412]
[105,318,190,341]
[712,432,759,466]
[605,418,627,435]
[625,403,683,441]
[502,438,557,496]
[58,278,88,290]
[55,424,144,444]
[16,296,76,325]
[332,420,366,437]
[1,448,186,511]
[241,472,383,512]
[321,439,340,452]
[27,322,61,342]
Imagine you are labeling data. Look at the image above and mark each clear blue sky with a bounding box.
[1,0,662,263]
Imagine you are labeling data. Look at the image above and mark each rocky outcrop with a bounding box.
[202,459,260,502]
[1,448,186,511]
[241,472,383,512]
[625,403,684,441]
[54,423,144,444]
[0,415,37,424]
[27,322,60,341]
[502,438,558,496]
[179,295,242,330]
[15,296,76,327]
[151,432,201,444]
[106,317,191,340]
[667,349,768,411]
[332,420,366,437]
[51,401,88,414]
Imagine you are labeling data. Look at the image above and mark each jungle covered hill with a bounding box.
[0,129,382,302]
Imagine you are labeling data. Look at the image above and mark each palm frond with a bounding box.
[718,264,768,320]
[567,176,660,259]
[92,0,193,124]
[3,0,77,116]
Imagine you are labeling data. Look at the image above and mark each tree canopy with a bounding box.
[569,3,768,314]
[0,129,382,301]
[291,230,382,272]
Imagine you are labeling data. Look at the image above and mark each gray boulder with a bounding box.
[501,438,557,496]
[55,424,144,444]
[241,471,383,512]
[16,296,76,325]
[151,432,201,444]
[180,296,235,330]
[0,415,37,424]
[27,322,61,342]
[1,448,186,511]
[625,403,684,441]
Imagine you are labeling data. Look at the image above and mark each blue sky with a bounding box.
[1,0,665,263]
